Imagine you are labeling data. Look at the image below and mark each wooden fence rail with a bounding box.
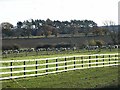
[0,53,119,80]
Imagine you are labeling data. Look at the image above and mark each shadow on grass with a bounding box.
[86,85,119,90]
[2,85,119,90]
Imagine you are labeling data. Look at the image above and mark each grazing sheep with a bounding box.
[19,49,25,53]
[59,47,65,51]
[27,48,35,52]
[47,48,52,51]
[2,50,8,55]
[73,47,76,51]
[35,48,41,52]
[2,50,8,57]
[86,45,99,51]
[67,48,71,50]
[113,45,118,49]
[7,50,13,54]
[13,50,19,54]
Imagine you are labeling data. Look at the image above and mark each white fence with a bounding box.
[0,53,119,80]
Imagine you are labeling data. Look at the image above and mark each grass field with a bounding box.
[1,66,119,89]
[1,49,119,89]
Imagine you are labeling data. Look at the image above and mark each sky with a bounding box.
[0,0,119,26]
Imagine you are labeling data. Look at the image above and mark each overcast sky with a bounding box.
[0,0,119,26]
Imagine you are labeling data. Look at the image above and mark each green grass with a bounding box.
[1,49,119,79]
[1,66,119,88]
[1,49,119,89]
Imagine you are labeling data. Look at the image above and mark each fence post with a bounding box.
[74,57,76,69]
[89,56,91,67]
[96,55,98,66]
[46,59,48,74]
[65,57,67,72]
[81,57,83,68]
[115,54,117,64]
[10,62,12,77]
[24,61,26,78]
[109,55,110,65]
[103,55,104,67]
[56,59,58,72]
[35,60,38,77]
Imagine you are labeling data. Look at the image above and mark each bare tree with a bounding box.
[42,24,52,38]
[103,21,118,45]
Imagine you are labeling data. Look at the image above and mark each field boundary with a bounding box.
[0,53,119,80]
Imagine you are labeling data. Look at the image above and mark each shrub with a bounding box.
[95,40,104,48]
[36,44,54,50]
[2,45,13,50]
[43,44,52,50]
[12,44,20,50]
[88,40,96,46]
[35,45,43,50]
[79,44,86,49]
[55,44,71,48]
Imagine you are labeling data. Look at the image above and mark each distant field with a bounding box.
[2,48,118,60]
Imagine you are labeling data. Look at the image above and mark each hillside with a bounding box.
[2,35,114,48]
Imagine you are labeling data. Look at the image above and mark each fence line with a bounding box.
[0,53,119,80]
[0,57,118,69]
[0,53,118,63]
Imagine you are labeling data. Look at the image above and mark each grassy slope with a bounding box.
[2,66,119,89]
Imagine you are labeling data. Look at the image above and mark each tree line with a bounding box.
[1,19,118,44]
[1,19,108,37]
